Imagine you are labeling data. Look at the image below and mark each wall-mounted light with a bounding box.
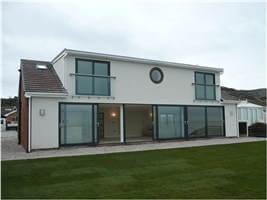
[111,112,116,117]
[150,112,153,117]
[39,109,46,116]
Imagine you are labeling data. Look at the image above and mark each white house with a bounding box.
[18,48,239,152]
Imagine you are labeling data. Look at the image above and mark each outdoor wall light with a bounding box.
[39,109,46,117]
[111,112,116,117]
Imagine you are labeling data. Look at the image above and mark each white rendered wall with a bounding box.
[224,104,239,137]
[31,97,60,149]
[61,55,222,106]
[53,56,65,87]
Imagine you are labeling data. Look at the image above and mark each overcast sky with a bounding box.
[1,0,265,97]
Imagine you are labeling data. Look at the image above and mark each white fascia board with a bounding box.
[237,103,263,108]
[25,92,68,98]
[51,51,68,64]
[52,49,224,73]
[4,110,17,117]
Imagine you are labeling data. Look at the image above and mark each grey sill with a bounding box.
[194,99,220,102]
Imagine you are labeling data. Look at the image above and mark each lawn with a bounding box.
[2,141,266,199]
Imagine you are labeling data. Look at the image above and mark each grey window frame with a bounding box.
[150,67,164,84]
[58,102,98,147]
[75,58,111,96]
[194,72,216,100]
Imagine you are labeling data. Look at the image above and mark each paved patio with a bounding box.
[1,130,266,161]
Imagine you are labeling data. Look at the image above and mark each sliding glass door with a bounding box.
[157,106,185,139]
[60,103,94,145]
[207,107,224,136]
[154,105,224,140]
[187,106,206,138]
[187,106,224,138]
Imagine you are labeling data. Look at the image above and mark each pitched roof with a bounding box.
[20,59,67,94]
[4,109,17,117]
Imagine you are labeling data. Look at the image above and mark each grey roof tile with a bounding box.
[20,59,67,94]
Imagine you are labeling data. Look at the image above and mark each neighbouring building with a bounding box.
[237,100,266,126]
[18,48,239,152]
[2,109,18,130]
[221,89,266,136]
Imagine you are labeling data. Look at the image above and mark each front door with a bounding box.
[59,103,94,145]
[239,122,247,136]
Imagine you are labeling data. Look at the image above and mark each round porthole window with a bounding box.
[150,67,163,84]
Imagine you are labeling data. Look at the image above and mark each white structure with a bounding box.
[18,48,239,152]
[238,100,266,126]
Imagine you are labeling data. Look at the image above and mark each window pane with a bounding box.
[206,85,215,100]
[94,62,108,75]
[238,108,242,120]
[188,107,206,137]
[76,76,93,94]
[257,109,263,120]
[77,60,93,74]
[151,70,162,82]
[196,85,205,99]
[195,73,205,84]
[241,108,248,120]
[248,109,253,123]
[207,107,224,136]
[61,104,93,145]
[253,109,257,123]
[205,74,214,85]
[244,108,248,120]
[158,106,185,139]
[94,77,109,95]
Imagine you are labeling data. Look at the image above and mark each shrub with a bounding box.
[248,123,266,138]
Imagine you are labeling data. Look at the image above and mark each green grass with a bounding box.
[2,141,266,199]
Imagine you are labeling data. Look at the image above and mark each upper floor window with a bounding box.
[195,72,216,100]
[150,67,164,84]
[76,59,110,96]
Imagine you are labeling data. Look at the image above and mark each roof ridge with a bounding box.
[21,59,51,63]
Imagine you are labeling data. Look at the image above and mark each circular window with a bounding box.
[150,67,163,84]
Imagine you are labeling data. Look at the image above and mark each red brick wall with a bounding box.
[6,112,17,124]
[19,77,28,152]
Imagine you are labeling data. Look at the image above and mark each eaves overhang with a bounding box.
[52,48,224,74]
[24,92,68,98]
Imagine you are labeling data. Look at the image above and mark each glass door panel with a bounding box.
[207,107,224,136]
[60,104,93,145]
[157,106,185,139]
[187,106,206,138]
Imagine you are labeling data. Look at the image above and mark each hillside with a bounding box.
[221,87,266,106]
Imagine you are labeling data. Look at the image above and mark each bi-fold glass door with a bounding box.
[59,103,97,146]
